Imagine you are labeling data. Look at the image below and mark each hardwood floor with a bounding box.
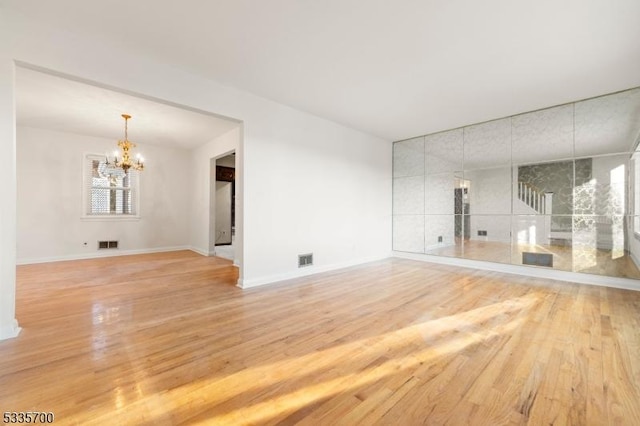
[1,251,640,425]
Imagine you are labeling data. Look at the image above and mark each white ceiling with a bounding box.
[16,68,240,149]
[5,0,640,141]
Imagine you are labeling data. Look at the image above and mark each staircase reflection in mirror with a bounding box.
[394,86,640,280]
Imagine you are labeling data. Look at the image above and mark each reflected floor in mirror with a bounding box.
[425,239,640,279]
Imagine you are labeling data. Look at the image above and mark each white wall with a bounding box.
[215,182,232,245]
[465,168,512,242]
[244,115,391,287]
[0,33,19,339]
[16,126,191,263]
[465,168,511,215]
[469,215,512,243]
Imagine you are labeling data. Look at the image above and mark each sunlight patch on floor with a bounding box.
[85,294,539,425]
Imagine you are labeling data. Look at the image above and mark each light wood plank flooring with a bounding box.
[1,250,640,425]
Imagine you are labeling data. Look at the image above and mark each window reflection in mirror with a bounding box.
[393,86,640,280]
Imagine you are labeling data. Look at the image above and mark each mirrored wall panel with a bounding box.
[393,86,640,280]
[425,130,463,173]
[424,214,462,258]
[425,173,458,215]
[394,176,424,215]
[574,88,640,157]
[462,215,512,264]
[573,154,628,216]
[463,118,511,170]
[393,137,424,178]
[512,104,574,164]
[464,168,512,215]
[393,215,424,253]
[511,215,574,273]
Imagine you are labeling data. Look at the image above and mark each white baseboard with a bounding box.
[237,253,392,289]
[17,246,192,265]
[425,242,455,251]
[0,319,21,341]
[468,237,512,243]
[188,247,238,261]
[393,251,640,292]
[188,246,210,257]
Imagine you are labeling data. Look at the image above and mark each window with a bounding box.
[84,154,139,217]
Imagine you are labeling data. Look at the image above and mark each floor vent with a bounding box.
[298,253,313,268]
[522,252,553,267]
[98,241,119,249]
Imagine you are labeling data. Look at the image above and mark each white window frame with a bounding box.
[81,153,141,221]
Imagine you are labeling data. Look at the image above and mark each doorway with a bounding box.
[212,153,236,261]
[454,179,470,240]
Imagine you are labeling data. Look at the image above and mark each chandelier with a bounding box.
[107,114,144,173]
